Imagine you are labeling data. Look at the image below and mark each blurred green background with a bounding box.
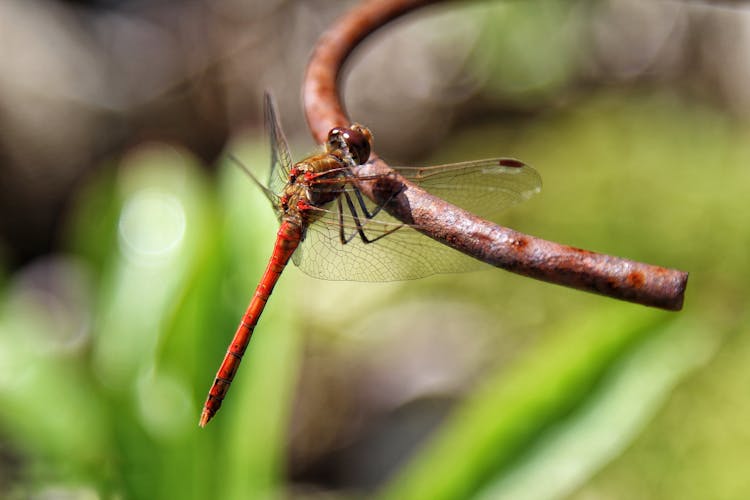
[1,0,749,499]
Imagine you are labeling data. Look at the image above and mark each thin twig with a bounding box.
[302,0,687,311]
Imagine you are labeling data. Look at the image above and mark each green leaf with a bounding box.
[378,305,682,500]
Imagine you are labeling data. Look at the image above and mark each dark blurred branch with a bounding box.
[302,0,688,311]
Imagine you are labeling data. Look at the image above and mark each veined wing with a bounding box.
[293,189,481,281]
[264,91,293,196]
[396,158,541,223]
[292,158,541,282]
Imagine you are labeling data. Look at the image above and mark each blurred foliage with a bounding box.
[0,143,301,498]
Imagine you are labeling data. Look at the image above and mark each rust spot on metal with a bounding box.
[510,237,528,250]
[626,271,645,288]
[472,231,493,246]
[652,266,669,276]
[570,246,594,256]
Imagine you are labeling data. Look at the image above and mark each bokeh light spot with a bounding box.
[118,189,186,263]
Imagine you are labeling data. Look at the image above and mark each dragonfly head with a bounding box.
[327,124,373,165]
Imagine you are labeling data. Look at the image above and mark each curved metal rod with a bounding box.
[302,0,687,311]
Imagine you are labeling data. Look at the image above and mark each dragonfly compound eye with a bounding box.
[327,125,372,165]
[348,124,372,164]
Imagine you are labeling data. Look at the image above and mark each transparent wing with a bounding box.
[293,189,480,281]
[264,91,293,196]
[292,157,541,281]
[396,158,541,221]
[227,154,280,208]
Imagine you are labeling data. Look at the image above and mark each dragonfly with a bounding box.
[199,93,542,427]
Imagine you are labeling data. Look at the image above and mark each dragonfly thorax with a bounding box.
[288,154,345,210]
[279,123,374,225]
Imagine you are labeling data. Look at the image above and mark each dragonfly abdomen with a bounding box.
[199,220,303,427]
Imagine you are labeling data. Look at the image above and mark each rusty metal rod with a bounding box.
[302,0,687,311]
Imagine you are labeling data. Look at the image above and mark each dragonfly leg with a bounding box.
[349,170,406,220]
[337,190,402,245]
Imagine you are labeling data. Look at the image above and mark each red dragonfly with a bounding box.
[199,93,541,426]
